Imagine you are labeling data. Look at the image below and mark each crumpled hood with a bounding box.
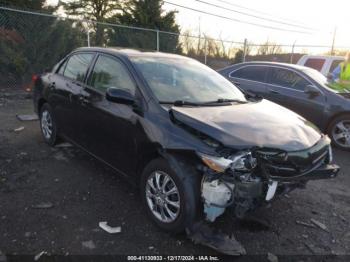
[170,99,322,152]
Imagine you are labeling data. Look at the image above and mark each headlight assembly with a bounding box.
[198,151,257,173]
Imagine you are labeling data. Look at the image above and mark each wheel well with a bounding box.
[37,98,47,113]
[326,112,350,133]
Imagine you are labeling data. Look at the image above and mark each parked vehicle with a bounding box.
[33,48,339,236]
[219,62,350,150]
[297,55,344,77]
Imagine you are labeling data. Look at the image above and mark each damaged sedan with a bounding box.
[33,47,339,253]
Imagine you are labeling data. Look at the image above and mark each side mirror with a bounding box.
[106,87,135,105]
[304,85,320,96]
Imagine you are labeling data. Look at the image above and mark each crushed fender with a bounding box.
[186,221,246,256]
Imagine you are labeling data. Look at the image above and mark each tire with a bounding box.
[140,157,200,233]
[327,114,350,151]
[39,103,59,146]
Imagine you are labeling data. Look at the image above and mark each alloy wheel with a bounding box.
[41,110,53,140]
[145,171,181,223]
[332,120,350,148]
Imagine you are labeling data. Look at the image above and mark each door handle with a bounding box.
[232,81,241,86]
[268,88,280,94]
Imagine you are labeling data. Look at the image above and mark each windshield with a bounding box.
[130,56,246,104]
[302,67,339,93]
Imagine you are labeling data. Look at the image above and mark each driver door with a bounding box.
[77,54,139,175]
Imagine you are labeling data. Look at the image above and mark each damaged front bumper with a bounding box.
[199,135,340,222]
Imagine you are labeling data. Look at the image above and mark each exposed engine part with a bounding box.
[201,179,234,222]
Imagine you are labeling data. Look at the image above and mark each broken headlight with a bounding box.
[229,152,257,172]
[198,151,257,173]
[198,153,233,173]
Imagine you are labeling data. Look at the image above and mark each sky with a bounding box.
[46,0,350,53]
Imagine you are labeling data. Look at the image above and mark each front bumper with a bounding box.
[267,163,340,181]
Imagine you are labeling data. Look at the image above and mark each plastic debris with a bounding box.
[99,221,121,234]
[14,126,24,132]
[295,220,315,228]
[267,252,278,262]
[82,240,96,250]
[34,251,47,261]
[310,218,329,232]
[55,142,73,148]
[186,221,246,256]
[32,202,54,209]
[16,114,38,121]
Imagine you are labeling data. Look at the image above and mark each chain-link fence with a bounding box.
[1,5,349,90]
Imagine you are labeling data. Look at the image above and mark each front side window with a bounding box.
[130,56,245,103]
[304,58,326,72]
[88,55,136,93]
[63,53,94,82]
[230,66,267,83]
[330,59,344,73]
[268,68,310,91]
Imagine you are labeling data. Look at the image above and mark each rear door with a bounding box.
[228,65,268,97]
[77,54,140,175]
[265,66,326,125]
[49,52,95,141]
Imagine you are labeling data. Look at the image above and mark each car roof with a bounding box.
[74,46,190,60]
[219,61,312,72]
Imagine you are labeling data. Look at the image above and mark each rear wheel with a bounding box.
[140,158,200,233]
[328,115,350,151]
[40,103,59,146]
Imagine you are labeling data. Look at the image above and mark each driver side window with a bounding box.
[88,55,136,94]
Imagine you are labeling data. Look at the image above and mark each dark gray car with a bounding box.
[218,62,350,151]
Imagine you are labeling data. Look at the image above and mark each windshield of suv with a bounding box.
[130,56,246,104]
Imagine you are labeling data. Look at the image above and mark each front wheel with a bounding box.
[140,158,200,233]
[328,115,350,151]
[39,103,59,146]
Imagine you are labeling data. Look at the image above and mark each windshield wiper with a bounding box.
[159,100,202,106]
[203,98,248,104]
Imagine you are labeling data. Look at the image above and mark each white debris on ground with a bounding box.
[16,114,38,121]
[99,221,121,234]
[55,142,73,148]
[14,126,24,132]
[34,251,47,261]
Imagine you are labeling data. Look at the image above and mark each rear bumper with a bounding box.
[270,163,340,182]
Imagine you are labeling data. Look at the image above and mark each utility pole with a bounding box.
[331,27,337,55]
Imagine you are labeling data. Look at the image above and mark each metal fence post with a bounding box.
[290,40,296,63]
[87,29,90,47]
[243,38,247,62]
[204,38,207,65]
[156,30,160,51]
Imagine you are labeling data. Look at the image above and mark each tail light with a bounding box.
[32,74,38,83]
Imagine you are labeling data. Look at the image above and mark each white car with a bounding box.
[297,55,344,77]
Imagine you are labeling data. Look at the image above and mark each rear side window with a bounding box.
[304,58,325,72]
[88,55,136,93]
[63,53,94,82]
[230,66,267,83]
[268,68,310,91]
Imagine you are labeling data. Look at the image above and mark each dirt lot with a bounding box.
[0,89,350,260]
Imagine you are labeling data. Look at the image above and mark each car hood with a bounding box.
[170,99,322,152]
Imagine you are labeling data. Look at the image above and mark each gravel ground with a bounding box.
[0,89,349,260]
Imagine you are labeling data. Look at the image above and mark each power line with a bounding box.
[195,0,315,31]
[214,0,305,26]
[163,1,312,34]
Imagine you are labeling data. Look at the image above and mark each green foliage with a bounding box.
[108,0,181,52]
[0,8,85,86]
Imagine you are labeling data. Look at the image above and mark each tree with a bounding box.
[108,0,181,52]
[0,3,85,87]
[59,0,124,45]
[0,0,45,10]
[257,41,282,55]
